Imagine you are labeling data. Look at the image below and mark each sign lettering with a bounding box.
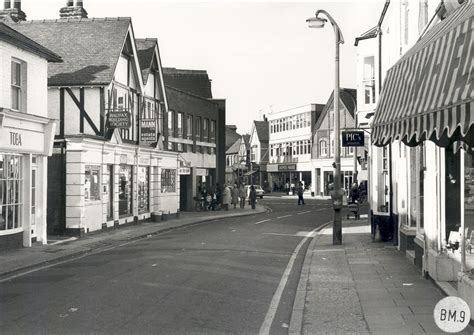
[278,164,297,171]
[342,131,364,147]
[140,119,157,144]
[108,110,131,128]
[9,132,22,146]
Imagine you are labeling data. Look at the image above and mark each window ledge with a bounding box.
[0,227,23,236]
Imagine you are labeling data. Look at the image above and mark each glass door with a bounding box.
[31,166,37,241]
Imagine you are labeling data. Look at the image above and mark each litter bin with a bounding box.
[372,213,393,241]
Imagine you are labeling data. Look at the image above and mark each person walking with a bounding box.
[222,184,231,211]
[231,183,239,209]
[249,185,257,210]
[297,182,305,205]
[239,184,246,209]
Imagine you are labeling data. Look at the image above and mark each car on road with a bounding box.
[245,185,265,200]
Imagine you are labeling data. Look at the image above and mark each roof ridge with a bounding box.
[17,17,131,24]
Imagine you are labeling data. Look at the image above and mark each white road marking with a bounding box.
[255,219,271,225]
[276,215,292,219]
[259,224,326,335]
[263,232,317,238]
[48,237,77,245]
[297,211,311,215]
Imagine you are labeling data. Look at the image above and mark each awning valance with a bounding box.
[372,0,473,147]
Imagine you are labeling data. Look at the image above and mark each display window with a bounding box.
[85,165,100,201]
[119,165,133,217]
[0,154,22,231]
[138,166,149,213]
[161,169,176,193]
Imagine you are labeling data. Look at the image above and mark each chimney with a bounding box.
[0,0,26,22]
[59,0,88,19]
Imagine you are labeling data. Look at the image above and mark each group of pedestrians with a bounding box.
[197,182,258,211]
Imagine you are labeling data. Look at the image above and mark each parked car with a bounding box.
[245,185,265,200]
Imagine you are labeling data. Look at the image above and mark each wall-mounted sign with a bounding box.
[0,127,44,153]
[196,168,208,176]
[140,119,157,143]
[108,110,131,128]
[342,131,364,147]
[278,164,297,171]
[179,167,191,175]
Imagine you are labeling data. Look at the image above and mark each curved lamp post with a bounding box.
[307,10,344,245]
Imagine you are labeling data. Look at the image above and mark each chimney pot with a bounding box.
[0,0,25,21]
[13,0,20,10]
[4,0,10,9]
[67,0,73,6]
[76,0,83,7]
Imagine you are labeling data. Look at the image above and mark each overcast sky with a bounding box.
[24,0,385,133]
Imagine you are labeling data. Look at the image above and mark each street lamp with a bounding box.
[307,10,344,245]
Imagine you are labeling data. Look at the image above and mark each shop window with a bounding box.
[85,165,100,201]
[161,169,176,193]
[464,149,474,261]
[138,166,149,214]
[0,155,22,231]
[177,143,184,152]
[11,59,26,112]
[119,165,133,217]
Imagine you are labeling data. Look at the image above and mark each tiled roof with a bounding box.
[254,121,269,143]
[0,22,62,62]
[226,138,241,155]
[225,125,241,151]
[136,38,156,85]
[163,67,213,99]
[7,17,131,86]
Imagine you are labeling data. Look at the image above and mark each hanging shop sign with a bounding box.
[140,119,157,143]
[108,109,131,128]
[278,164,297,171]
[342,131,364,147]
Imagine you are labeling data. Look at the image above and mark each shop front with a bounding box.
[0,109,56,249]
[371,0,474,316]
[267,163,312,194]
[48,135,180,236]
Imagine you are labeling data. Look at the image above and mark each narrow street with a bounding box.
[0,199,333,334]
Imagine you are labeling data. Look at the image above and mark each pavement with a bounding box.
[289,218,473,335]
[0,204,266,280]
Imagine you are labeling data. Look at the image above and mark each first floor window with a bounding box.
[138,166,149,214]
[85,165,100,201]
[319,139,327,157]
[0,155,22,230]
[161,169,176,193]
[11,60,25,112]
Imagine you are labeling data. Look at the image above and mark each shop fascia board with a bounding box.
[0,107,53,128]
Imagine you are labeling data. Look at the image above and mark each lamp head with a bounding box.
[306,16,326,28]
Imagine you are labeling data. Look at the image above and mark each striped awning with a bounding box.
[372,0,473,147]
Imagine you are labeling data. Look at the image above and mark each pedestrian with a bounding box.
[350,182,359,204]
[206,192,213,211]
[231,183,239,209]
[249,185,257,209]
[215,183,222,210]
[285,181,290,195]
[239,183,246,209]
[222,184,231,211]
[297,182,305,205]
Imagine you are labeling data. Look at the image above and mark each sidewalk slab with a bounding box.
[290,218,474,335]
[0,205,267,280]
